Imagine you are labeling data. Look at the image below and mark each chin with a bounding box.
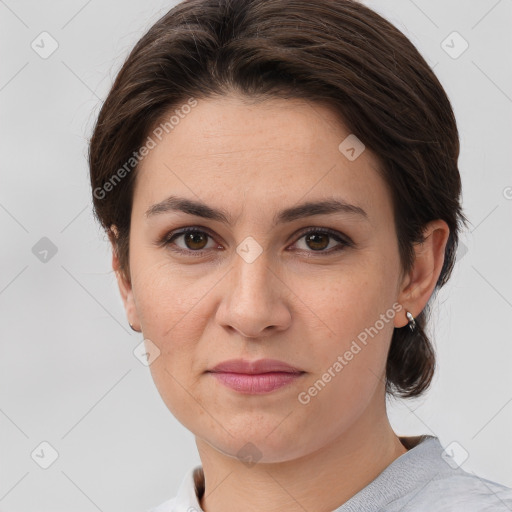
[195,417,319,465]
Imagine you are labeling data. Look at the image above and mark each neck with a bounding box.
[195,393,408,512]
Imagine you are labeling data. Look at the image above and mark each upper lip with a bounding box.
[208,358,303,374]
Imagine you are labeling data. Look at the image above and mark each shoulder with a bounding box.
[390,470,512,511]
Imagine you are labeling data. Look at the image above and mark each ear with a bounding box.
[394,220,450,328]
[109,226,141,332]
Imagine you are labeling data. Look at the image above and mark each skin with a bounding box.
[112,94,449,512]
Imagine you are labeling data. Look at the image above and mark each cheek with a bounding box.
[131,260,213,400]
[136,266,209,425]
[292,289,395,449]
[295,257,399,396]
[133,256,210,337]
[301,254,398,341]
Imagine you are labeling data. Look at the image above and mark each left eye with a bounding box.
[160,227,351,255]
[293,229,350,253]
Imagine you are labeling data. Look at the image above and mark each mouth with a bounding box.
[206,358,305,394]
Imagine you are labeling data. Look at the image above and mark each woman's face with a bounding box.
[120,94,409,463]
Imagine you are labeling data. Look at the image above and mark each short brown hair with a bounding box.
[88,0,467,399]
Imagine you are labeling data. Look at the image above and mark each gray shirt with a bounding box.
[148,435,512,511]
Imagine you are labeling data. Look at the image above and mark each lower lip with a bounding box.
[209,371,303,394]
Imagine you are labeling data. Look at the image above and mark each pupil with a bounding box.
[306,233,328,250]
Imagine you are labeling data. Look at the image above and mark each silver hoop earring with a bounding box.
[406,311,416,331]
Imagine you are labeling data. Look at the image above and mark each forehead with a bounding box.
[143,95,360,162]
[134,95,391,224]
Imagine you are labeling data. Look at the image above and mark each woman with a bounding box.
[88,0,512,510]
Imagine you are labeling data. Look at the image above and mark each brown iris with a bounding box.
[305,232,329,251]
[184,231,209,250]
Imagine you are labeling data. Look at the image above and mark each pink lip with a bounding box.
[207,358,305,394]
[210,358,302,374]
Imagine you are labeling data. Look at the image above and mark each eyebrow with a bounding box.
[145,195,368,225]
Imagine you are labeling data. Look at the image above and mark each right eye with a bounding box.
[159,227,221,255]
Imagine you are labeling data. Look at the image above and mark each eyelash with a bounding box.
[158,226,354,257]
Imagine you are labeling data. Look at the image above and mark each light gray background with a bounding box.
[1,0,511,510]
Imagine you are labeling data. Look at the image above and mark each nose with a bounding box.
[215,251,292,339]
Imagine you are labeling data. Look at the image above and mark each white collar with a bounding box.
[173,465,205,512]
